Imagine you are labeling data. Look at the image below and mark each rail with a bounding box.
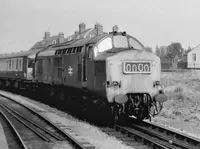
[0,109,28,149]
[0,94,96,149]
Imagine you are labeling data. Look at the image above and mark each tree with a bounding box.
[155,45,161,57]
[145,46,153,52]
[160,46,168,58]
[167,42,184,59]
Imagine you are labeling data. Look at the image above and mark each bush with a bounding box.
[174,87,183,93]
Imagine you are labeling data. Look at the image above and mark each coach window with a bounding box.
[16,59,18,70]
[129,38,143,50]
[9,60,11,70]
[98,37,112,52]
[12,60,14,70]
[19,59,22,71]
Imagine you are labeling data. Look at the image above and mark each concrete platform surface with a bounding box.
[0,122,9,149]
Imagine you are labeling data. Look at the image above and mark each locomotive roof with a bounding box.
[38,33,108,57]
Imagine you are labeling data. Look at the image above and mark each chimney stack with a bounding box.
[74,31,79,35]
[44,32,50,40]
[79,23,86,34]
[112,25,119,32]
[95,23,103,35]
[58,32,64,43]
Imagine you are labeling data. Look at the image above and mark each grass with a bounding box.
[159,70,200,121]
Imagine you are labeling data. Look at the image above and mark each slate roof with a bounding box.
[189,44,200,53]
[0,34,60,59]
[30,35,59,50]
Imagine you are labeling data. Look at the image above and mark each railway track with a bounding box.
[102,117,200,149]
[0,109,27,149]
[0,94,96,149]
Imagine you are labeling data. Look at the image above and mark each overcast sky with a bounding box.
[0,0,200,53]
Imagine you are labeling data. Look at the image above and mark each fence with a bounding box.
[161,61,187,70]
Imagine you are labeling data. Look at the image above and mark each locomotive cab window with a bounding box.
[113,35,128,48]
[129,38,143,50]
[87,45,94,59]
[98,37,112,52]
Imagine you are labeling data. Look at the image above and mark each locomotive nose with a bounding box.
[105,50,161,103]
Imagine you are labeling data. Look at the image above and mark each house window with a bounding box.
[192,53,196,62]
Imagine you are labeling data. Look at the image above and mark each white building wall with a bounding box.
[188,45,200,68]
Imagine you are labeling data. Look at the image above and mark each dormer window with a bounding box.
[52,40,57,44]
[68,37,72,41]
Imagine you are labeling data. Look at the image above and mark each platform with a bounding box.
[0,122,9,149]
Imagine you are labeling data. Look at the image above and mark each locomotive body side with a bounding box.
[36,46,84,88]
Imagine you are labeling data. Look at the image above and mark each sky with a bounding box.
[0,0,200,53]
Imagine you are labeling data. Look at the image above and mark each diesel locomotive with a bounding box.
[0,23,167,124]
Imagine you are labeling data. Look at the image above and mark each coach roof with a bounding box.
[0,49,41,59]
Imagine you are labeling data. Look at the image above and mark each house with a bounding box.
[187,44,200,68]
[30,32,65,50]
